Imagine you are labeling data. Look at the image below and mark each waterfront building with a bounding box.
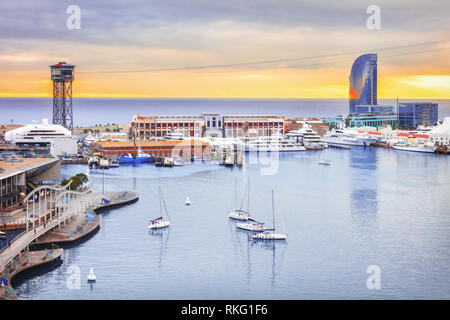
[354,104,394,114]
[349,54,377,114]
[131,114,286,140]
[429,117,450,146]
[0,157,60,211]
[131,114,204,140]
[321,113,397,128]
[222,115,285,138]
[398,102,438,128]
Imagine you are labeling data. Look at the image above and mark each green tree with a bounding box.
[61,173,89,190]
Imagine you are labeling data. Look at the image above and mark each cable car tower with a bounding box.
[50,62,75,132]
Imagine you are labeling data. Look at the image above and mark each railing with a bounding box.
[0,182,93,272]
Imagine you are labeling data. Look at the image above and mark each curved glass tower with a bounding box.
[349,54,377,114]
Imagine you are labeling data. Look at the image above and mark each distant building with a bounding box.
[349,54,377,114]
[429,117,450,146]
[355,104,394,114]
[222,115,285,138]
[321,113,397,128]
[131,114,286,140]
[0,157,60,211]
[398,102,438,128]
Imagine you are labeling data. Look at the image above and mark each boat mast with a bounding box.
[160,187,170,221]
[272,190,275,231]
[234,176,237,210]
[248,178,250,215]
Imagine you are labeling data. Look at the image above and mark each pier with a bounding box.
[0,186,138,299]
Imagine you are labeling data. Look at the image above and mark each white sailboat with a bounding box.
[229,178,250,221]
[185,196,191,205]
[237,218,266,232]
[318,149,332,165]
[148,187,171,229]
[253,191,287,240]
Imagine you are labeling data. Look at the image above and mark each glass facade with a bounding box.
[398,102,438,128]
[349,54,377,114]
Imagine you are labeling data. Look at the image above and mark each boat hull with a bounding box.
[392,146,435,153]
[229,211,249,221]
[236,222,265,232]
[253,232,287,240]
[148,221,170,229]
[118,156,152,163]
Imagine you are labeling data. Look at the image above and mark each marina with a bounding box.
[3,146,448,299]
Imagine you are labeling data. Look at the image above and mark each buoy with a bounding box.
[87,267,96,281]
[185,196,191,205]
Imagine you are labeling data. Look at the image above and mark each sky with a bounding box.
[0,0,449,99]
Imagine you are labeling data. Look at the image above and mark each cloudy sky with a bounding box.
[0,0,449,98]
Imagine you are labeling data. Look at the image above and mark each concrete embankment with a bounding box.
[1,248,63,300]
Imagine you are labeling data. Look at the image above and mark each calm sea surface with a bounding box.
[12,148,450,299]
[1,98,449,126]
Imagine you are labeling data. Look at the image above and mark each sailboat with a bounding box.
[253,191,287,240]
[318,149,332,165]
[148,187,171,229]
[237,218,266,232]
[228,178,250,221]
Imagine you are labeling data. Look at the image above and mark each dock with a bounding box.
[32,215,100,248]
[1,247,63,300]
[92,191,139,212]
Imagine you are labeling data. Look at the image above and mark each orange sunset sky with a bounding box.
[0,1,449,99]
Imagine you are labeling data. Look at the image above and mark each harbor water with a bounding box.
[12,147,450,299]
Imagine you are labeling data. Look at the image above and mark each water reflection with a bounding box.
[349,148,378,230]
[148,228,170,267]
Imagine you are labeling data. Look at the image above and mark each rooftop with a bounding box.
[0,157,59,179]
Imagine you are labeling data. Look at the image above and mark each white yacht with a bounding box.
[321,129,377,147]
[392,141,436,153]
[245,135,306,152]
[4,119,72,146]
[286,123,325,148]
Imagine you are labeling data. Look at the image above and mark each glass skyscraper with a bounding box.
[349,54,377,114]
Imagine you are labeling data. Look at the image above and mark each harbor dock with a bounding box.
[0,247,63,300]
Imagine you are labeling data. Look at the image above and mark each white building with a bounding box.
[50,137,78,157]
[429,117,450,146]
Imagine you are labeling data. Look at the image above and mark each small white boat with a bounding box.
[174,158,184,166]
[318,160,332,165]
[252,191,287,241]
[0,231,6,239]
[148,218,171,229]
[148,187,171,230]
[185,196,191,205]
[87,267,96,281]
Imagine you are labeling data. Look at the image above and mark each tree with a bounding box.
[61,173,89,190]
